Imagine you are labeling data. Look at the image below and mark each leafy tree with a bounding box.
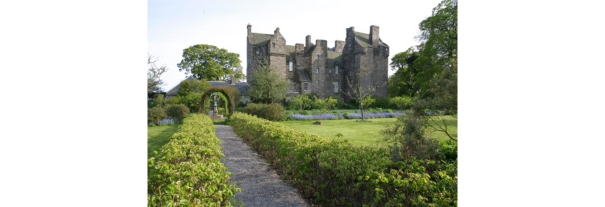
[148,54,168,93]
[177,44,246,81]
[246,58,287,103]
[382,0,457,163]
[389,0,456,98]
[388,47,421,98]
[177,79,211,97]
[152,94,165,108]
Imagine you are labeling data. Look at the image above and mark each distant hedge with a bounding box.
[147,114,240,206]
[243,103,286,121]
[230,112,457,206]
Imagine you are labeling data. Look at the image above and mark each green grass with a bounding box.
[147,124,181,158]
[279,116,457,148]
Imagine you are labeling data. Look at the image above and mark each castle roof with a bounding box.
[249,33,273,46]
[354,32,389,48]
[285,45,296,62]
[297,69,311,82]
[327,50,342,67]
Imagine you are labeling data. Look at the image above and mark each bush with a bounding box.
[148,114,239,206]
[164,104,190,122]
[148,123,157,127]
[243,103,286,121]
[230,112,457,207]
[164,96,181,105]
[148,107,167,123]
[373,96,390,109]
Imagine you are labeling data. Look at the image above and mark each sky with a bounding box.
[148,0,443,92]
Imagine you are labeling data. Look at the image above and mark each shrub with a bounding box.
[148,114,239,206]
[164,104,190,122]
[148,107,167,123]
[385,109,393,113]
[373,96,390,109]
[243,103,286,121]
[230,112,457,207]
[148,123,157,127]
[152,94,165,108]
[301,110,311,115]
[164,96,181,105]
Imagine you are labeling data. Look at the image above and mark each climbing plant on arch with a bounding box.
[201,86,235,116]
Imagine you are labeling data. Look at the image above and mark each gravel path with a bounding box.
[215,125,309,207]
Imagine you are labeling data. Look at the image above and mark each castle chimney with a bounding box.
[334,40,345,52]
[305,35,312,48]
[369,25,379,46]
[247,24,251,37]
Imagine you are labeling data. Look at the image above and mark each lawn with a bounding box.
[147,124,181,158]
[279,116,457,148]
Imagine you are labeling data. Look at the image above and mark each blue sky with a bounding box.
[148,0,443,92]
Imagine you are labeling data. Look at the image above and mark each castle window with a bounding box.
[288,79,292,82]
[316,80,319,85]
[329,69,331,74]
[304,83,308,91]
[334,82,338,93]
[317,54,319,59]
[273,42,276,48]
[335,66,338,74]
[289,62,293,71]
[316,68,319,74]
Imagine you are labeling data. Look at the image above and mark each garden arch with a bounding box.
[201,86,235,116]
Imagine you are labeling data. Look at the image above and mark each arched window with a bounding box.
[335,66,338,74]
[289,62,293,71]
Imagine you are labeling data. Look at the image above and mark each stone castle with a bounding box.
[246,24,389,102]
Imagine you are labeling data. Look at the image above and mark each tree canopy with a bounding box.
[246,58,287,103]
[177,44,246,81]
[177,79,211,97]
[389,0,457,99]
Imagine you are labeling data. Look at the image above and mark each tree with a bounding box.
[382,0,457,162]
[389,0,457,99]
[177,44,245,81]
[177,79,211,97]
[148,54,168,93]
[388,47,421,98]
[341,63,385,121]
[246,58,287,103]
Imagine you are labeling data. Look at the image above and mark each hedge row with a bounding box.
[148,114,239,206]
[230,112,457,206]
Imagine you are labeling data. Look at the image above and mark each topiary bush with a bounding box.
[243,103,286,121]
[164,104,190,122]
[148,107,167,123]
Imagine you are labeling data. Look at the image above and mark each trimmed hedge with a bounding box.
[148,114,240,206]
[230,112,457,206]
[243,103,286,121]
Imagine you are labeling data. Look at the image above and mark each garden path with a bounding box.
[215,125,309,207]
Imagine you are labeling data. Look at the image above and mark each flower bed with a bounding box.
[288,112,404,120]
[147,114,239,206]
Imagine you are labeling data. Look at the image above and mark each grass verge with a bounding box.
[147,124,180,159]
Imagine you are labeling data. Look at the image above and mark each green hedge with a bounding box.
[243,103,286,121]
[148,114,239,206]
[230,112,457,206]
